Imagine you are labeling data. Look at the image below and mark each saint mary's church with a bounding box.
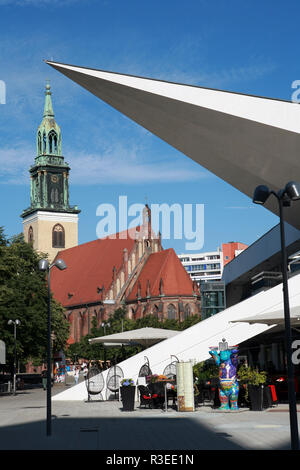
[21,83,201,345]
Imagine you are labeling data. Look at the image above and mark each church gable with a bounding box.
[125,248,201,322]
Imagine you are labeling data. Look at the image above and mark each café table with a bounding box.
[148,379,176,412]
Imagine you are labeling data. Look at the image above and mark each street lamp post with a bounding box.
[7,319,21,395]
[101,322,111,336]
[253,181,300,450]
[39,257,67,437]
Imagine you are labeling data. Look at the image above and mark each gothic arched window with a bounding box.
[52,224,65,248]
[184,304,191,320]
[152,305,159,318]
[167,304,176,320]
[43,132,46,153]
[37,132,41,154]
[28,226,34,243]
[48,131,57,154]
[128,308,135,320]
[50,188,59,203]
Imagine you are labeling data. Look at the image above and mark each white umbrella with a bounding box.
[89,327,179,348]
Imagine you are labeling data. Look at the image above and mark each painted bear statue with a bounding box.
[209,346,239,411]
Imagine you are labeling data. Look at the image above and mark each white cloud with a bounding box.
[0,143,207,185]
[71,153,206,186]
[152,63,277,90]
[0,144,32,184]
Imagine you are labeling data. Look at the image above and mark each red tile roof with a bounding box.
[51,229,137,308]
[126,248,195,301]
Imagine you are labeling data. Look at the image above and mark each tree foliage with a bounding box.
[0,228,69,369]
[66,305,202,364]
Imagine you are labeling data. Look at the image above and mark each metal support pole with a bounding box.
[47,268,52,437]
[13,322,16,396]
[164,383,167,412]
[38,256,66,438]
[278,197,299,450]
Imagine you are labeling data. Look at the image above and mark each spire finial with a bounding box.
[45,79,51,93]
[43,79,54,118]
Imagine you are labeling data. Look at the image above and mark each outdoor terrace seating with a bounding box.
[138,385,153,409]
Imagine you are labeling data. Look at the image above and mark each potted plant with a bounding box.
[146,374,159,383]
[120,378,136,411]
[238,365,267,411]
[193,361,219,385]
[146,374,168,400]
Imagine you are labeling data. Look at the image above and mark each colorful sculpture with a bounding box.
[209,339,239,411]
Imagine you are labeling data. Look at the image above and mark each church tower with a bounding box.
[21,82,80,262]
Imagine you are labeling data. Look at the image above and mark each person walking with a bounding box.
[41,368,47,390]
[74,367,79,385]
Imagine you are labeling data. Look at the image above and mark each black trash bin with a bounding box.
[248,384,264,411]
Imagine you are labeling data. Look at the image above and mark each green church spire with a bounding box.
[36,80,62,158]
[21,82,80,219]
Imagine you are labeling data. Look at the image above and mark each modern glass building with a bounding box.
[200,281,226,319]
[178,243,247,319]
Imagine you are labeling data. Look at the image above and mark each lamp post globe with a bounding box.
[38,259,49,271]
[285,181,300,201]
[252,185,270,205]
[54,258,67,271]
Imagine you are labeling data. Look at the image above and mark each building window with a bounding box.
[52,224,65,248]
[48,131,58,154]
[28,226,34,243]
[206,263,221,270]
[50,188,59,203]
[128,308,135,320]
[43,132,46,153]
[184,304,191,320]
[167,304,176,320]
[152,305,159,318]
[38,132,41,154]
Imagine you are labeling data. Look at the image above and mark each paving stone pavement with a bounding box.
[0,384,299,450]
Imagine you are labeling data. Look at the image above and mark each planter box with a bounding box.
[248,385,264,411]
[120,386,136,411]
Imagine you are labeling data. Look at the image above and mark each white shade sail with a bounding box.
[46,60,300,231]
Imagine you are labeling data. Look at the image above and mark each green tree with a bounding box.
[179,314,202,330]
[0,229,69,369]
[65,307,202,364]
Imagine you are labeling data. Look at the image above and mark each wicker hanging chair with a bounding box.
[107,365,124,381]
[106,363,124,400]
[85,365,104,399]
[138,356,152,378]
[163,355,179,379]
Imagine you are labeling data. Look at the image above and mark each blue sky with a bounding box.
[0,0,299,254]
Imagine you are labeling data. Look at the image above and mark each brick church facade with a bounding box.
[51,206,201,344]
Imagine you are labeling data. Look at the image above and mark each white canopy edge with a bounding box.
[230,305,300,325]
[45,60,300,134]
